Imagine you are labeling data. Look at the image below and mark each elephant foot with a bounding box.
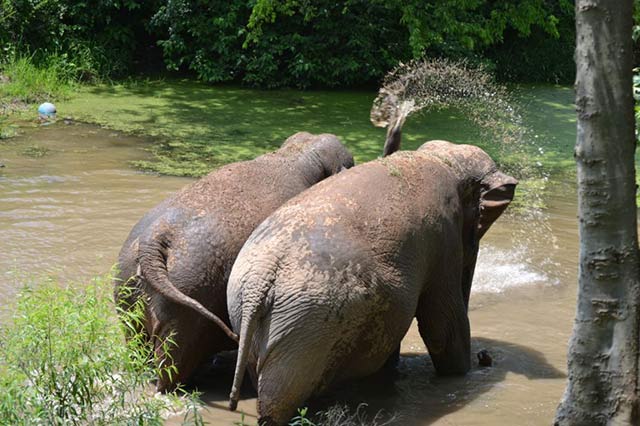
[258,416,279,426]
[477,349,492,367]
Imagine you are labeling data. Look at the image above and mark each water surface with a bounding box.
[0,123,189,300]
[0,87,579,425]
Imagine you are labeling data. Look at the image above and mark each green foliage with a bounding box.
[488,0,575,83]
[0,275,202,425]
[152,0,410,88]
[0,55,77,105]
[634,68,640,139]
[289,407,316,426]
[1,0,573,87]
[231,0,572,87]
[0,0,161,80]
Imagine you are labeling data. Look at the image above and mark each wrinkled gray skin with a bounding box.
[226,140,517,425]
[114,132,354,392]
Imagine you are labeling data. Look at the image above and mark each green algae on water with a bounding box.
[56,79,578,201]
[20,145,50,158]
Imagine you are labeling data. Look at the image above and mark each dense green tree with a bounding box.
[235,0,574,86]
[1,0,576,86]
[0,0,160,78]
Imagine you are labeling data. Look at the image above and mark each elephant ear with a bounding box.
[478,171,518,238]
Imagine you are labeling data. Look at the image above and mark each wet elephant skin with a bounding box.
[227,140,517,425]
[114,132,354,391]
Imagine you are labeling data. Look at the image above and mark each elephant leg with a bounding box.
[257,364,317,425]
[152,311,212,392]
[415,269,471,376]
[383,345,401,369]
[256,342,330,425]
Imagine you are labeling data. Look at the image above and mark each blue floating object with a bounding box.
[38,102,56,117]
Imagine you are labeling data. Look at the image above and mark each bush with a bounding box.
[0,1,576,87]
[153,0,571,88]
[0,0,161,80]
[488,0,575,83]
[0,275,203,425]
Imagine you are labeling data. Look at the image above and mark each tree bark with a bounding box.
[555,1,640,424]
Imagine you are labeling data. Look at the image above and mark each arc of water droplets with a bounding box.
[370,57,559,294]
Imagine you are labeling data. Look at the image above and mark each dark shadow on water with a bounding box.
[182,337,564,425]
[309,337,565,425]
[183,350,257,416]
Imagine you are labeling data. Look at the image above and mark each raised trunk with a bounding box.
[555,1,640,424]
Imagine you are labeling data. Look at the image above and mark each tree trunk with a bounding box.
[554,1,640,424]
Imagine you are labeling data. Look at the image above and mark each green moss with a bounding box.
[58,79,584,215]
[57,79,577,180]
[20,145,50,158]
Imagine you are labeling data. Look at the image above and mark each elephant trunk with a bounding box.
[382,100,413,157]
[382,122,402,157]
[137,236,239,343]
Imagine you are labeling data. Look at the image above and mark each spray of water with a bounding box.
[370,58,525,156]
[370,58,557,296]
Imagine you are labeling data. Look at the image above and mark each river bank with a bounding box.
[3,79,575,176]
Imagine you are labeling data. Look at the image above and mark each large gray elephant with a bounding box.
[114,132,354,391]
[226,140,517,425]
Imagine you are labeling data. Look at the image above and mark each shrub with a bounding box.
[0,275,202,425]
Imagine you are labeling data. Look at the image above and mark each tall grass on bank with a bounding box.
[0,54,78,107]
[0,275,203,425]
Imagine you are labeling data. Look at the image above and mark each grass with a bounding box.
[0,55,78,107]
[0,274,204,425]
[0,54,79,138]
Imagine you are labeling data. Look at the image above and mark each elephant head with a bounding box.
[278,132,355,181]
[418,140,517,309]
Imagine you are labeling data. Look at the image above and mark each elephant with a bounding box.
[226,140,517,425]
[113,132,354,392]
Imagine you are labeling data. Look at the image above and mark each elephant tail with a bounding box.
[228,304,259,411]
[137,236,239,343]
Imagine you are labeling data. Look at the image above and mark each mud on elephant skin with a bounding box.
[113,132,354,392]
[226,140,517,425]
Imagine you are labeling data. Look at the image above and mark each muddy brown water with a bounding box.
[0,123,578,425]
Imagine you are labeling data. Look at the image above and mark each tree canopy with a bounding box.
[0,0,575,87]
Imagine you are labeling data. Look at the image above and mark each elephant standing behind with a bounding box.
[114,132,354,391]
[226,140,517,425]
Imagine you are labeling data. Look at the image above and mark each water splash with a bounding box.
[473,246,554,294]
[370,58,560,294]
[370,58,524,154]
